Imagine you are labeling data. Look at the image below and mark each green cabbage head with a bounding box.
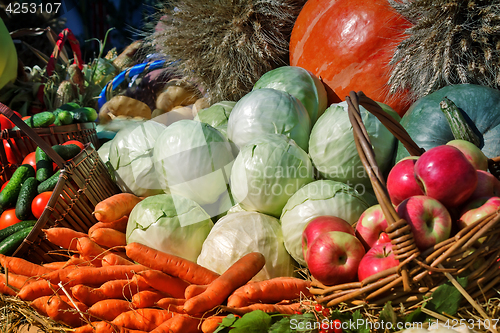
[126,193,214,262]
[194,101,236,138]
[230,134,314,218]
[309,101,400,189]
[108,121,167,197]
[280,180,377,266]
[153,120,236,208]
[227,88,311,152]
[197,211,296,281]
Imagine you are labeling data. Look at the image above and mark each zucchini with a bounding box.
[52,144,81,161]
[24,111,55,128]
[15,177,38,220]
[0,220,36,242]
[37,170,60,193]
[0,226,33,255]
[0,164,35,209]
[35,146,53,183]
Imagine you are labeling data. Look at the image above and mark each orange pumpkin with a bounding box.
[289,0,413,116]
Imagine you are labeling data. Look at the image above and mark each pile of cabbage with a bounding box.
[98,65,399,278]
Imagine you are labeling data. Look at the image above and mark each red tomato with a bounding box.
[0,111,22,130]
[289,0,413,116]
[62,140,85,150]
[0,208,22,230]
[32,191,53,220]
[0,181,8,192]
[21,151,37,172]
[3,140,19,164]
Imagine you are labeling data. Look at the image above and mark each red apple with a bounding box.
[305,231,365,286]
[446,139,488,171]
[458,196,500,230]
[396,195,452,251]
[373,232,391,247]
[302,216,355,261]
[357,242,399,282]
[467,170,500,202]
[387,156,424,206]
[355,204,389,250]
[414,145,477,208]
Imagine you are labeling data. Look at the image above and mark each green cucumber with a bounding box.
[24,111,55,128]
[57,110,73,125]
[37,170,60,193]
[15,177,38,220]
[0,226,33,255]
[0,220,36,242]
[70,107,97,123]
[0,164,35,209]
[52,144,81,161]
[35,146,53,183]
[59,102,80,111]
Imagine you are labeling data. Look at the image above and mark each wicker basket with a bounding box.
[0,102,121,264]
[309,91,500,312]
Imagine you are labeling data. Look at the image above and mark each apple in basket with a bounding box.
[446,139,489,171]
[302,215,355,261]
[386,156,424,205]
[396,195,452,251]
[354,204,390,250]
[467,170,500,202]
[306,231,365,286]
[357,242,399,282]
[414,145,477,208]
[458,196,500,230]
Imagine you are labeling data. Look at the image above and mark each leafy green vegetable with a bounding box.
[227,88,312,152]
[230,134,314,218]
[126,193,213,262]
[197,211,296,281]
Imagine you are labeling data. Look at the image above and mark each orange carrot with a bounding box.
[30,295,71,316]
[126,242,220,285]
[183,252,266,315]
[185,284,208,300]
[88,216,129,235]
[136,269,189,299]
[151,314,202,333]
[71,284,107,306]
[36,295,89,327]
[201,316,225,333]
[155,297,186,313]
[42,261,68,271]
[101,252,134,266]
[224,302,301,315]
[111,308,176,331]
[88,299,135,321]
[0,254,52,277]
[94,193,143,222]
[132,290,169,308]
[97,276,153,300]
[0,272,29,292]
[76,237,108,266]
[65,264,148,287]
[90,228,127,248]
[42,228,89,251]
[17,278,64,301]
[74,321,148,333]
[227,277,312,307]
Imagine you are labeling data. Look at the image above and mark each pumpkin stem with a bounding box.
[439,97,482,148]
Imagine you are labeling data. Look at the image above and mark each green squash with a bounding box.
[396,84,500,161]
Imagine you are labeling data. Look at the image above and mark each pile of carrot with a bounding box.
[0,193,313,332]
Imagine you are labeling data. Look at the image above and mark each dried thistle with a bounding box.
[144,0,307,103]
[388,0,500,103]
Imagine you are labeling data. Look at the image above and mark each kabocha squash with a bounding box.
[395,84,500,161]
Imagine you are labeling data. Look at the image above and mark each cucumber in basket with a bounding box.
[0,223,35,255]
[0,164,35,210]
[0,220,36,242]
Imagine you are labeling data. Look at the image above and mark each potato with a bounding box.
[155,79,203,112]
[99,95,151,124]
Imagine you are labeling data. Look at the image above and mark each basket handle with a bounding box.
[0,103,66,168]
[46,28,83,77]
[346,91,422,292]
